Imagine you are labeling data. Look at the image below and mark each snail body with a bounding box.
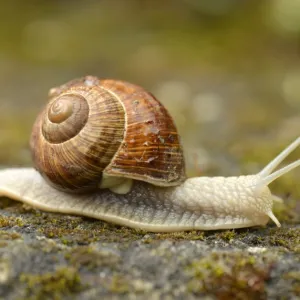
[0,76,300,232]
[0,169,272,231]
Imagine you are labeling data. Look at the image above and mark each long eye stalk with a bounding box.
[259,137,300,178]
[259,159,300,187]
[257,137,300,187]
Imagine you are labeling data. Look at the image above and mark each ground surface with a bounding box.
[0,196,299,299]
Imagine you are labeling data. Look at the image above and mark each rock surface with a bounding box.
[0,199,299,299]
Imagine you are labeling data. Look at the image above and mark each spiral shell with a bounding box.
[30,76,186,192]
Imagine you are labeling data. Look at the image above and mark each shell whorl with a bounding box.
[30,76,186,192]
[31,80,125,192]
[42,94,89,143]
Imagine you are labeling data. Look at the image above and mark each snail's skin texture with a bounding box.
[0,168,271,232]
[1,137,300,232]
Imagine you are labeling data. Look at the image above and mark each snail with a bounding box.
[0,76,299,232]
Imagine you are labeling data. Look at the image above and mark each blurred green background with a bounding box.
[1,0,300,179]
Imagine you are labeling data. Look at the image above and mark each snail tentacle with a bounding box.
[259,137,300,177]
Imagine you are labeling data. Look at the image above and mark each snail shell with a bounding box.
[30,76,186,192]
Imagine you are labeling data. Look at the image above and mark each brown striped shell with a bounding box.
[30,76,186,192]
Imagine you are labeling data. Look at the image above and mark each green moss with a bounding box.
[0,216,11,227]
[16,212,147,245]
[0,215,24,228]
[268,228,300,253]
[186,252,272,299]
[157,231,205,240]
[65,246,120,270]
[217,230,236,242]
[143,231,205,243]
[20,267,85,300]
[108,275,131,294]
[106,275,152,294]
[0,230,21,240]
